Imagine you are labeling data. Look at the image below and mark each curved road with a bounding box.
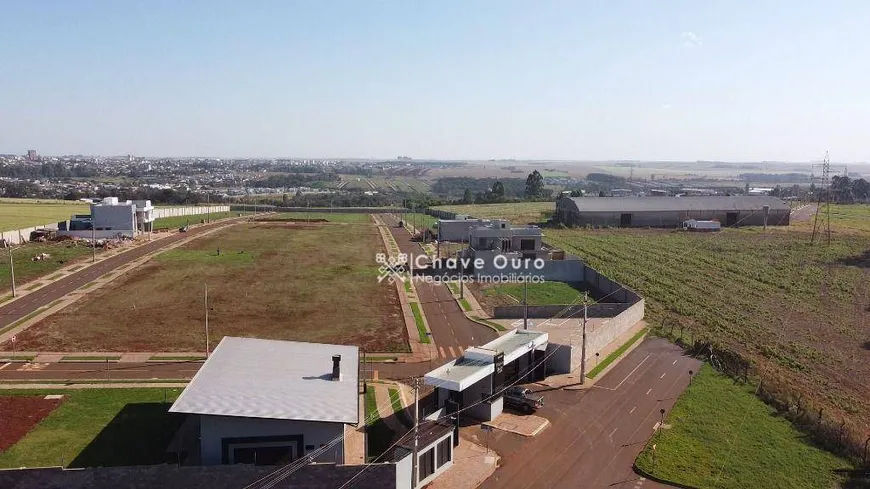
[0,217,247,339]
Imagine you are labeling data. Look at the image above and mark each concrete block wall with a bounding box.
[152,206,230,219]
[1,222,61,246]
[493,302,631,319]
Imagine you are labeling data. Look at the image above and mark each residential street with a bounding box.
[477,337,701,489]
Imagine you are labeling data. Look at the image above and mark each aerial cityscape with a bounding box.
[1,2,870,489]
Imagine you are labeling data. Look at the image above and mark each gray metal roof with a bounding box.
[558,196,790,213]
[170,337,359,424]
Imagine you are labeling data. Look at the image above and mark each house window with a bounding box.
[437,437,452,468]
[418,447,435,481]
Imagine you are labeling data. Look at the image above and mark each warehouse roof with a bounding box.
[557,196,789,213]
[170,337,358,424]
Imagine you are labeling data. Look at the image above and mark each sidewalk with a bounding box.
[428,438,499,489]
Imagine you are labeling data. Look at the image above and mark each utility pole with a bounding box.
[91,222,96,263]
[204,284,210,357]
[206,193,210,223]
[522,280,528,330]
[8,246,16,298]
[580,291,588,385]
[411,377,420,489]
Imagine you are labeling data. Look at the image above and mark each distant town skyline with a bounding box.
[2,1,869,162]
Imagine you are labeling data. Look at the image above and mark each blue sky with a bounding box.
[1,1,868,161]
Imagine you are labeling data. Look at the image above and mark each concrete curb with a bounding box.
[632,463,699,489]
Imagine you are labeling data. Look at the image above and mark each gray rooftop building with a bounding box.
[170,337,359,466]
[556,195,790,228]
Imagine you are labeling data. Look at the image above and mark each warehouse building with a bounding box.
[555,195,790,228]
[170,337,359,466]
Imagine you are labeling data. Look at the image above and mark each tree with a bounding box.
[598,190,606,197]
[525,170,545,199]
[744,182,750,194]
[461,188,473,204]
[851,178,870,201]
[491,181,505,200]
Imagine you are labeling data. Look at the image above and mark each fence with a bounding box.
[660,322,868,466]
[0,206,231,246]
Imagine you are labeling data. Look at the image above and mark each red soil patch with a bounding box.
[0,396,64,452]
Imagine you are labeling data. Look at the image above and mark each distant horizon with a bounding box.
[3,152,868,167]
[2,2,870,161]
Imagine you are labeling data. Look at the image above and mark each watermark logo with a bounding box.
[375,252,548,285]
[376,253,408,284]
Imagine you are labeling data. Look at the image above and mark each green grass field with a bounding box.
[152,211,244,230]
[13,220,408,353]
[0,241,98,294]
[259,212,373,223]
[483,281,586,305]
[409,302,430,343]
[432,202,554,225]
[635,364,851,489]
[0,388,183,469]
[0,199,88,232]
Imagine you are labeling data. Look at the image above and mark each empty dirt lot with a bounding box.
[14,220,408,353]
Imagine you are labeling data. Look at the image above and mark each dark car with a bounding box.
[503,386,544,414]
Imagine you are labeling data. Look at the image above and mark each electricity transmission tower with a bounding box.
[811,152,832,245]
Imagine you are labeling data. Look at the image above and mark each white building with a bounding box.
[169,337,359,466]
[61,197,155,239]
[424,329,548,422]
[457,220,548,277]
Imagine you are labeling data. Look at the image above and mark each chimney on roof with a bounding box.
[331,354,341,381]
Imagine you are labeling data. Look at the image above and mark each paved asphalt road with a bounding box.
[0,359,202,380]
[0,217,246,335]
[380,214,497,357]
[478,337,701,489]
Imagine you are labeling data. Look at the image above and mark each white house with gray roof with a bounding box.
[169,337,359,466]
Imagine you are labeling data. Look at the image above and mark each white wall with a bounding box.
[1,222,60,245]
[153,205,230,219]
[199,415,345,466]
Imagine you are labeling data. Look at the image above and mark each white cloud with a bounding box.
[681,31,702,48]
[662,104,672,110]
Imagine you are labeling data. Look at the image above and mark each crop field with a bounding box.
[431,202,554,225]
[12,219,409,353]
[544,204,870,448]
[0,199,88,232]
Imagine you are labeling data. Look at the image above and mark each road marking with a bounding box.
[439,347,446,358]
[450,346,458,357]
[646,388,652,395]
[660,372,666,379]
[629,406,636,414]
[0,363,10,370]
[598,354,650,391]
[672,359,677,365]
[608,427,618,438]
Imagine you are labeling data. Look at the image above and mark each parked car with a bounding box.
[503,386,544,414]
